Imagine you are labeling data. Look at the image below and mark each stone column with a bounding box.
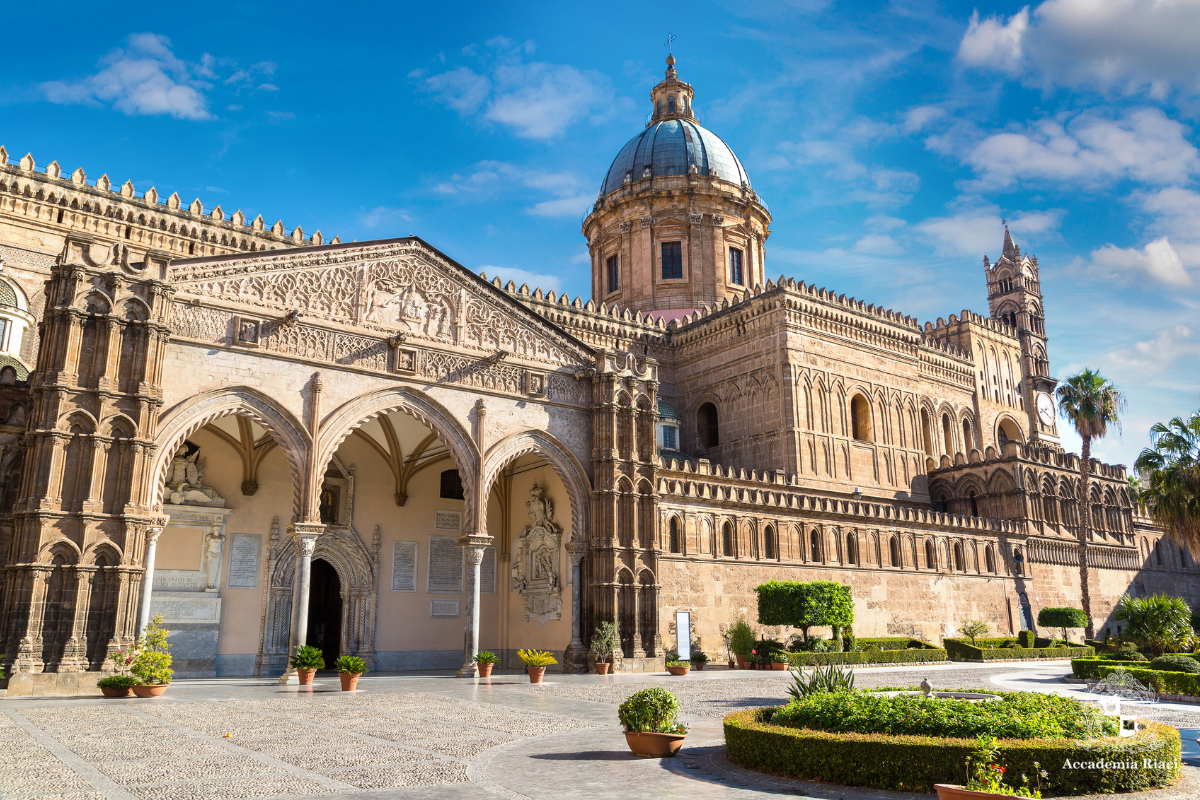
[561,542,588,673]
[280,523,322,683]
[136,521,168,637]
[631,583,646,658]
[457,534,490,677]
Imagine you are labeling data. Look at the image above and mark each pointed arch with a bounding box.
[482,429,592,549]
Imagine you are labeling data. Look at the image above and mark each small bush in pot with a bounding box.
[618,687,687,757]
[290,645,325,685]
[473,650,499,677]
[590,621,619,674]
[665,657,690,676]
[518,649,556,683]
[729,617,755,668]
[334,655,367,690]
[97,674,138,698]
[690,651,708,670]
[130,614,173,697]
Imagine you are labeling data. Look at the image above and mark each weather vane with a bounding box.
[665,33,676,55]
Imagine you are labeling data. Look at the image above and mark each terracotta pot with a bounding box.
[132,684,168,697]
[477,662,494,677]
[527,666,547,683]
[735,655,746,669]
[693,663,705,671]
[339,672,360,691]
[935,785,1013,800]
[772,662,788,670]
[667,665,690,676]
[101,686,132,698]
[624,731,686,758]
[297,668,318,685]
[595,661,610,675]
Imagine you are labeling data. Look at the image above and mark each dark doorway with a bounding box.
[306,559,342,669]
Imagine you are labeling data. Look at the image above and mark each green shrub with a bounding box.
[853,637,937,651]
[334,655,368,674]
[473,650,499,665]
[770,690,1115,740]
[618,687,686,734]
[729,617,756,656]
[1116,593,1194,657]
[944,638,1092,661]
[787,663,855,700]
[1108,650,1150,662]
[97,674,139,689]
[959,620,990,645]
[1017,630,1034,648]
[725,711,1180,795]
[788,647,947,667]
[690,651,708,664]
[517,649,557,667]
[589,621,619,662]
[754,580,853,642]
[290,645,325,670]
[1149,653,1200,673]
[1096,665,1200,696]
[1037,607,1089,642]
[130,614,173,685]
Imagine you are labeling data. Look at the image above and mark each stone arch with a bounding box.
[995,415,1024,447]
[316,388,478,528]
[150,387,310,518]
[81,538,122,566]
[38,537,82,565]
[482,429,592,549]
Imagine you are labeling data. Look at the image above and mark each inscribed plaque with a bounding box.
[225,533,261,589]
[392,541,418,592]
[434,510,462,531]
[427,535,464,593]
[481,546,497,594]
[431,599,460,618]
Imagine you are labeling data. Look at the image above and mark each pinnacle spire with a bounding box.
[1002,225,1019,259]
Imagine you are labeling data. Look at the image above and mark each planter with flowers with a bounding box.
[290,645,325,685]
[619,687,688,757]
[474,650,498,677]
[97,674,138,698]
[335,655,367,691]
[519,649,556,683]
[935,736,1047,799]
[129,614,173,697]
[666,657,690,676]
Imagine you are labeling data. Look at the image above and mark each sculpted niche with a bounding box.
[511,483,563,625]
[164,441,226,507]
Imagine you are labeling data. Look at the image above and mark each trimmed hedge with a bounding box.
[854,637,936,651]
[724,710,1180,795]
[1072,658,1137,679]
[1096,664,1200,696]
[787,646,947,667]
[944,638,1093,661]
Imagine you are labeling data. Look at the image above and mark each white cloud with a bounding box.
[359,206,412,230]
[478,265,563,293]
[1106,324,1200,378]
[42,33,211,120]
[776,139,920,206]
[962,108,1198,190]
[1087,237,1192,287]
[414,41,617,140]
[915,209,1062,256]
[431,161,590,217]
[528,194,594,218]
[957,0,1200,98]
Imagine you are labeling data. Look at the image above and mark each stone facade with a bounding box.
[0,59,1195,689]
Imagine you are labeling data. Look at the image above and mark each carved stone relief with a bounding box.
[163,441,225,507]
[510,483,562,625]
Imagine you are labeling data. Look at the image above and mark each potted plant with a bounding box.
[935,735,1047,799]
[474,650,499,677]
[618,687,688,757]
[129,614,173,697]
[690,651,708,671]
[590,621,619,675]
[97,674,138,698]
[518,649,556,683]
[290,644,325,685]
[729,617,755,669]
[665,657,690,676]
[334,655,367,691]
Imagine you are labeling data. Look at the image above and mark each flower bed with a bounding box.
[787,645,947,667]
[724,709,1180,795]
[944,638,1093,661]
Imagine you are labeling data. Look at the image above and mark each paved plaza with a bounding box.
[3,662,1199,800]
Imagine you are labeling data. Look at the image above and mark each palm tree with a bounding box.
[1134,410,1200,557]
[1056,369,1125,638]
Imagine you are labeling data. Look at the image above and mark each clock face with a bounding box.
[1036,393,1055,426]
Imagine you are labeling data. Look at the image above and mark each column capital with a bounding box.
[457,532,493,552]
[288,522,326,539]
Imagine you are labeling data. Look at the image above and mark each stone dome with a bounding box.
[599,119,752,197]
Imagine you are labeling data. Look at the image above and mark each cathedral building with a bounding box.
[0,57,1194,692]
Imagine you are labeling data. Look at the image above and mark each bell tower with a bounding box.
[985,227,1060,449]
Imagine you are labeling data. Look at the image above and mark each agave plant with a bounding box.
[787,662,855,701]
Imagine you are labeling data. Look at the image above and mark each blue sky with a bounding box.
[3,0,1198,469]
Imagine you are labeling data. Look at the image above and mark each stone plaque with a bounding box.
[225,533,261,589]
[153,570,205,591]
[151,594,221,622]
[392,541,418,592]
[434,510,462,531]
[427,535,464,593]
[431,599,460,618]
[481,546,496,594]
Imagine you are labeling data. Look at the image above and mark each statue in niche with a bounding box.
[164,441,225,507]
[203,531,225,590]
[510,483,562,625]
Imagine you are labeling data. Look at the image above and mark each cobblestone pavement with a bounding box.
[1,663,1197,800]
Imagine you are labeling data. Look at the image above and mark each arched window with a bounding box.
[953,542,964,571]
[889,536,901,567]
[962,419,973,452]
[764,526,776,560]
[942,413,953,456]
[845,533,857,565]
[810,530,821,561]
[668,96,676,113]
[668,517,681,554]
[1155,539,1163,566]
[850,395,871,442]
[997,418,1022,448]
[722,522,733,557]
[697,402,719,448]
[920,409,933,456]
[969,492,979,517]
[925,539,936,570]
[985,545,996,573]
[440,469,464,500]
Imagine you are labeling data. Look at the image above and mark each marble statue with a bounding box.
[203,531,225,590]
[165,443,225,507]
[510,483,562,624]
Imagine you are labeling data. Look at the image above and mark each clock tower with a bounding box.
[985,227,1061,449]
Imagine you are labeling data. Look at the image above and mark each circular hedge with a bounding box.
[724,710,1181,795]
